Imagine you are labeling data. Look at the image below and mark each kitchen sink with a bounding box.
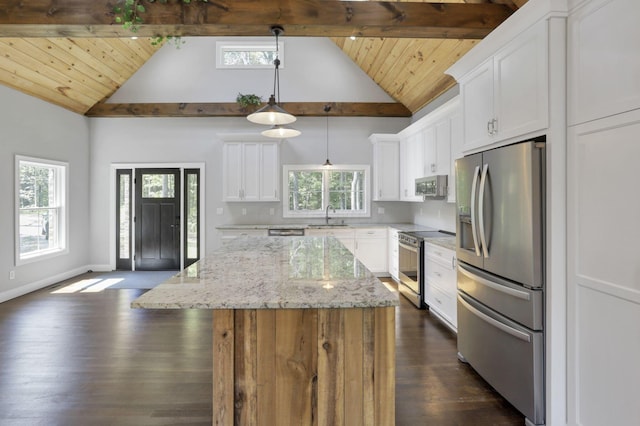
[307,224,349,228]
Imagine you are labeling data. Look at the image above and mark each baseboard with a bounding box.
[86,264,114,273]
[0,265,91,303]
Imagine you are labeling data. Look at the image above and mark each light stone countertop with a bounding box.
[217,223,437,232]
[424,236,456,251]
[132,236,399,310]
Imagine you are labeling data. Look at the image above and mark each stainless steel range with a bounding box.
[397,230,453,309]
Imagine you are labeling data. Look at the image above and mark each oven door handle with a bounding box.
[398,242,418,252]
[458,294,531,343]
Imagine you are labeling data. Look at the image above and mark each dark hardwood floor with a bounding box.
[0,276,523,425]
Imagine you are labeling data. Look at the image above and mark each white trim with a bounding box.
[15,155,69,266]
[0,265,89,303]
[109,162,206,271]
[282,164,371,219]
[215,41,284,69]
[217,133,283,143]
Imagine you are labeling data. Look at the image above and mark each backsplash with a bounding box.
[411,200,456,233]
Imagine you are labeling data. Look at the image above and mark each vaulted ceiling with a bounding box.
[0,0,527,118]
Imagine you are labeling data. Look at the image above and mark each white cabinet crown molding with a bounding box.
[446,0,568,81]
[217,133,282,143]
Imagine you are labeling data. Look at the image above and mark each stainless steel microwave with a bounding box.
[415,175,448,199]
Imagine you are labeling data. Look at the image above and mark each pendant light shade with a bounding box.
[247,95,296,126]
[247,26,299,136]
[323,104,332,167]
[261,125,301,138]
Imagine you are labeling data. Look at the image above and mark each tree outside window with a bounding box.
[16,156,67,263]
[284,165,370,218]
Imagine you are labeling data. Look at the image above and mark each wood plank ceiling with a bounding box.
[0,0,527,117]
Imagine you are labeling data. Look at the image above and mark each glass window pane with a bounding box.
[17,157,66,260]
[328,170,364,211]
[142,174,175,198]
[119,174,130,259]
[186,173,199,259]
[288,171,323,211]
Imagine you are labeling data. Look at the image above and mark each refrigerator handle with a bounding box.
[478,163,489,258]
[458,264,531,301]
[458,294,531,342]
[470,165,481,256]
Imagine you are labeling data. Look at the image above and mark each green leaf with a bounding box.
[137,5,146,13]
[115,16,122,23]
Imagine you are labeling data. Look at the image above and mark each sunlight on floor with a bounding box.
[51,278,124,294]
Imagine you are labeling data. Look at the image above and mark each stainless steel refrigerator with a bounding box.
[455,140,545,426]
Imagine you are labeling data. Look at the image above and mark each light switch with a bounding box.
[216,208,223,215]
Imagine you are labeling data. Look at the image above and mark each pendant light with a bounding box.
[262,125,301,138]
[247,26,298,132]
[323,104,332,167]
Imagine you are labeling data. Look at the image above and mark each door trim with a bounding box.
[109,162,205,271]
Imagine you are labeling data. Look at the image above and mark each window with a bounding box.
[216,41,284,69]
[283,165,370,218]
[16,156,68,264]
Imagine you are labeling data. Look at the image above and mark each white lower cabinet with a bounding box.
[423,242,457,331]
[220,229,267,244]
[306,227,388,275]
[305,228,355,254]
[388,228,400,281]
[354,228,388,275]
[567,109,640,426]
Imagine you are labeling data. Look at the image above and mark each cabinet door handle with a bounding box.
[379,189,382,198]
[451,255,456,270]
[487,120,492,135]
[492,118,498,134]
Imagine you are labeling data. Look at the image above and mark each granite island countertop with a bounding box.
[132,236,399,310]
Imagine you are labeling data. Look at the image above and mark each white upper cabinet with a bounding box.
[399,131,425,202]
[370,134,400,201]
[448,110,463,203]
[460,60,495,150]
[568,0,640,125]
[453,19,549,152]
[221,138,280,202]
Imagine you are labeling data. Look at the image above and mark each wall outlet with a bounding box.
[216,207,223,215]
[377,207,385,214]
[269,208,275,215]
[9,270,15,280]
[242,208,247,216]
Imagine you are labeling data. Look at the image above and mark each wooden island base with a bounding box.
[212,307,395,426]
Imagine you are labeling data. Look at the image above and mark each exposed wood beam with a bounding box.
[85,102,412,118]
[0,1,514,39]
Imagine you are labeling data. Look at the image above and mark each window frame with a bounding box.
[215,41,285,69]
[15,155,69,265]
[283,164,370,219]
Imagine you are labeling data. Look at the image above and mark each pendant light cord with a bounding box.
[272,27,282,104]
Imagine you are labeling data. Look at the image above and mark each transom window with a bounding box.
[283,165,370,219]
[16,156,68,264]
[216,41,284,69]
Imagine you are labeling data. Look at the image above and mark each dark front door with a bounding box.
[135,169,180,270]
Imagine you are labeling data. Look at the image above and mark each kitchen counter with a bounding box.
[132,236,398,309]
[132,236,397,425]
[217,222,438,232]
[424,236,456,252]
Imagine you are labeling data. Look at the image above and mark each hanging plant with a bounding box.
[236,93,263,110]
[113,0,209,45]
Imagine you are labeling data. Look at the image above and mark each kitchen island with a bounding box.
[132,236,399,426]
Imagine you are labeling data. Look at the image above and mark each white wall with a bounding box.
[411,200,456,233]
[108,37,394,103]
[88,115,411,268]
[0,85,91,302]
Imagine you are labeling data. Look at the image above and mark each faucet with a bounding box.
[325,204,335,225]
